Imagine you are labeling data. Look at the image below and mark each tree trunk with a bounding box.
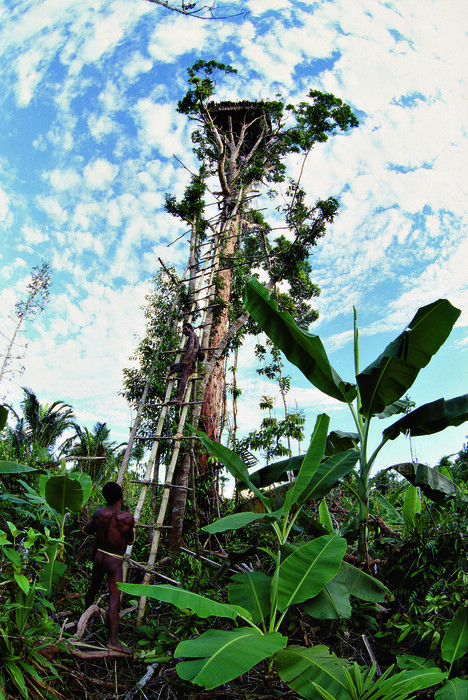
[168,452,192,550]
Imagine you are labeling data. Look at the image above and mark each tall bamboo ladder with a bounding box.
[119,222,229,624]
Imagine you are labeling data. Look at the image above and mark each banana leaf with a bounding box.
[285,414,329,512]
[235,484,292,515]
[318,498,334,536]
[325,431,359,456]
[0,461,37,474]
[0,405,7,430]
[300,566,351,619]
[390,462,458,503]
[441,606,468,670]
[341,561,390,602]
[402,485,421,531]
[357,299,460,417]
[202,508,284,534]
[376,398,414,419]
[435,678,468,700]
[44,475,84,514]
[277,535,346,611]
[175,628,287,689]
[37,543,67,596]
[119,583,251,622]
[383,395,468,440]
[298,449,359,504]
[374,492,404,525]
[244,455,304,490]
[228,572,271,624]
[68,472,92,506]
[300,560,390,620]
[191,425,267,504]
[244,278,356,403]
[275,645,351,700]
[244,427,359,490]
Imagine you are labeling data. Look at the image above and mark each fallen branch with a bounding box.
[124,663,159,700]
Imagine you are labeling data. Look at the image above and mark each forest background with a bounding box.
[0,0,467,479]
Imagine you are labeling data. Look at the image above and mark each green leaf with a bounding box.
[202,508,284,534]
[341,561,390,602]
[325,431,359,457]
[228,572,271,624]
[44,475,84,515]
[245,455,303,490]
[176,628,286,689]
[190,426,267,503]
[4,661,28,699]
[318,499,334,535]
[0,405,8,431]
[384,395,468,440]
[376,398,414,419]
[374,492,404,525]
[278,535,346,611]
[435,678,468,700]
[68,472,92,506]
[402,485,421,531]
[397,654,441,671]
[301,566,351,620]
[14,573,30,595]
[285,414,329,512]
[357,299,461,417]
[244,278,356,403]
[391,462,459,503]
[118,583,250,622]
[37,544,67,596]
[275,645,351,700]
[0,461,37,474]
[390,668,448,697]
[441,607,468,669]
[298,449,359,504]
[235,484,292,514]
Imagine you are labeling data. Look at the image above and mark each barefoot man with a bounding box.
[168,322,204,403]
[82,481,135,654]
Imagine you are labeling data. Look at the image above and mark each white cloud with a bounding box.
[45,168,81,192]
[0,188,9,220]
[35,195,68,224]
[123,51,153,79]
[22,225,48,245]
[133,100,188,158]
[83,158,118,189]
[87,112,119,141]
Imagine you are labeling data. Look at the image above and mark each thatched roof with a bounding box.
[206,100,272,148]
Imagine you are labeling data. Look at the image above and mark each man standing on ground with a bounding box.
[82,481,135,654]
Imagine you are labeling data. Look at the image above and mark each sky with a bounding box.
[0,0,467,479]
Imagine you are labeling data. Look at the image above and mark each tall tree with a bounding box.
[68,422,125,483]
[0,262,52,398]
[174,60,358,444]
[125,61,359,547]
[146,0,248,19]
[9,387,75,461]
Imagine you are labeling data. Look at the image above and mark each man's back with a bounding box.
[87,506,134,556]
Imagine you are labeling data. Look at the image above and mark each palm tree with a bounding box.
[68,422,125,483]
[9,388,75,460]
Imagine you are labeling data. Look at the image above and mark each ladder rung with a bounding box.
[133,434,201,441]
[130,480,193,490]
[135,524,173,529]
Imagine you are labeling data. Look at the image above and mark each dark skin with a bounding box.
[168,324,201,402]
[82,498,135,654]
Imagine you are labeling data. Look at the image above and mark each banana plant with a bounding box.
[244,277,467,564]
[120,414,391,690]
[395,606,468,700]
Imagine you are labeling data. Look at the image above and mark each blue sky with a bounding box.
[0,0,467,476]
